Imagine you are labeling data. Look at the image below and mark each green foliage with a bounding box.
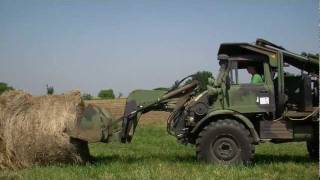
[0,82,14,95]
[46,85,54,95]
[169,71,213,92]
[170,80,180,90]
[0,124,317,179]
[98,89,115,99]
[153,87,169,91]
[185,71,213,92]
[193,71,213,91]
[82,93,92,100]
[301,52,319,60]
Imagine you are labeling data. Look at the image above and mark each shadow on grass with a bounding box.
[253,154,317,165]
[90,153,316,166]
[91,153,197,165]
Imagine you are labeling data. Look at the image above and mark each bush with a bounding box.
[98,89,115,99]
[153,87,169,91]
[182,71,213,92]
[192,71,213,92]
[46,85,54,95]
[82,93,92,100]
[0,82,14,95]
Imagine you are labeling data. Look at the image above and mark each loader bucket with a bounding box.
[67,104,115,143]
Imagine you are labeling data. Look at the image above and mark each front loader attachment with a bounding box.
[120,89,167,143]
[67,79,198,144]
[120,81,199,143]
[66,90,168,144]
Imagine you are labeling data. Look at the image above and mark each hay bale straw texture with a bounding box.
[0,90,90,170]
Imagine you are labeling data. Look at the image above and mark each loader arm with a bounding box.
[120,81,199,143]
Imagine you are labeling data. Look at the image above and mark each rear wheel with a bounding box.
[196,119,254,165]
[307,126,319,160]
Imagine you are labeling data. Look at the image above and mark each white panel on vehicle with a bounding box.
[259,97,269,105]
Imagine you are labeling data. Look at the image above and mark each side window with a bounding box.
[229,68,237,84]
[228,61,238,84]
[229,61,265,85]
[237,68,251,84]
[284,63,301,76]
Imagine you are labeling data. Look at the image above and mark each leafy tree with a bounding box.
[184,71,213,92]
[170,80,180,90]
[0,82,14,95]
[153,87,169,91]
[301,52,307,56]
[82,93,92,100]
[46,84,54,95]
[193,71,213,91]
[169,71,213,92]
[301,52,319,59]
[98,89,115,99]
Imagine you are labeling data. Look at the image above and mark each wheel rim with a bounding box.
[212,136,240,162]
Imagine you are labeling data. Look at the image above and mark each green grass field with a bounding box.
[1,124,318,180]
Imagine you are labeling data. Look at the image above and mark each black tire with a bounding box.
[196,119,254,165]
[307,126,319,160]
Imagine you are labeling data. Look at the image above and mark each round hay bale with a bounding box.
[0,90,90,169]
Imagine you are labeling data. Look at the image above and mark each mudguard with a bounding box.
[191,109,260,143]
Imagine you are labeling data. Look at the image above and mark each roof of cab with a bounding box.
[217,38,319,74]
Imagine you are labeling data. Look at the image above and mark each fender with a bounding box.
[191,109,260,143]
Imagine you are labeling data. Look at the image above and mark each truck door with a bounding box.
[226,60,276,114]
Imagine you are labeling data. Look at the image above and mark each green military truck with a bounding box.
[120,39,319,164]
[70,39,319,165]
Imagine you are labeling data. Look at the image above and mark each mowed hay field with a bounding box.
[84,99,170,124]
[0,100,318,179]
[0,123,318,180]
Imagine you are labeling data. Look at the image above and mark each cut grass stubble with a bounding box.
[1,123,318,180]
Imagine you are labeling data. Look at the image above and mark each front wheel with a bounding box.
[307,140,319,160]
[196,119,254,165]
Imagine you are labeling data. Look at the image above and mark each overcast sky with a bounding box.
[0,0,318,96]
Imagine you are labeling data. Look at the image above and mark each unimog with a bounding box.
[70,39,319,165]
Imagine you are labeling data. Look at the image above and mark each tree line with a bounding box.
[2,52,317,99]
[0,71,226,99]
[82,89,118,100]
[0,82,119,100]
